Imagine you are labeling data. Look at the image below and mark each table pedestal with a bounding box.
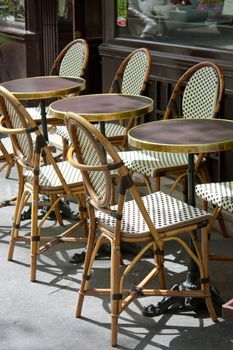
[143,154,224,317]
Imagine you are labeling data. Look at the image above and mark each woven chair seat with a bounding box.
[0,137,13,156]
[119,150,199,177]
[26,106,52,121]
[196,182,233,212]
[96,191,210,236]
[56,123,127,141]
[25,160,83,188]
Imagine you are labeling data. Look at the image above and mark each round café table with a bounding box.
[128,118,233,315]
[49,93,154,135]
[1,76,85,140]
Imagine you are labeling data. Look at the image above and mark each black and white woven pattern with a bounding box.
[5,99,32,158]
[59,42,86,78]
[56,123,127,142]
[0,137,13,156]
[75,127,107,202]
[121,51,148,95]
[26,106,51,121]
[96,191,210,235]
[119,150,198,177]
[196,182,233,213]
[183,67,218,119]
[25,160,83,188]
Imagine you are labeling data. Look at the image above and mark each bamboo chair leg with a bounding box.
[76,219,97,317]
[62,137,69,160]
[201,227,217,321]
[154,242,166,289]
[144,175,153,194]
[51,194,63,226]
[155,176,161,191]
[5,163,13,178]
[78,194,88,237]
[30,191,39,282]
[111,240,121,347]
[217,210,229,238]
[8,184,26,260]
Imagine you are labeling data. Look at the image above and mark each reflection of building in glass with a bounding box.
[0,0,25,25]
[126,0,232,39]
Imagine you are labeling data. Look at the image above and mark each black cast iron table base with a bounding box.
[143,154,224,317]
[143,262,224,317]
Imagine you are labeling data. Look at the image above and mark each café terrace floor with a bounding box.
[0,148,233,350]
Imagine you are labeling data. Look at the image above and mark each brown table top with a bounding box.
[49,93,154,122]
[128,118,233,153]
[1,76,85,100]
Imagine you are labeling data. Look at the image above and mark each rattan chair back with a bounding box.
[65,112,161,239]
[164,61,224,120]
[0,86,35,167]
[109,48,151,95]
[50,39,89,79]
[66,113,113,208]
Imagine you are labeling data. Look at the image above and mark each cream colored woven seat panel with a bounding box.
[56,123,127,141]
[101,123,126,138]
[119,150,198,177]
[196,182,233,213]
[59,42,86,78]
[121,51,149,95]
[183,66,218,119]
[96,191,210,235]
[26,107,50,120]
[25,160,83,188]
[56,126,69,139]
[0,137,13,156]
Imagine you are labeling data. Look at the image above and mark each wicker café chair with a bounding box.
[0,86,86,282]
[119,61,224,194]
[56,47,151,152]
[65,112,217,347]
[196,181,233,261]
[27,38,89,128]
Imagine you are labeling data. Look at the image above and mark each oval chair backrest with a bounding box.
[120,49,151,95]
[66,115,113,208]
[0,87,34,167]
[182,66,220,119]
[59,40,89,78]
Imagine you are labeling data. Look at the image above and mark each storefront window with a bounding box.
[0,0,25,27]
[57,0,73,24]
[116,0,233,51]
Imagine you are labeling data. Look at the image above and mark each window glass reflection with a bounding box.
[0,0,25,27]
[116,0,233,51]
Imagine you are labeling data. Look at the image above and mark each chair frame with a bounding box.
[0,86,87,281]
[65,112,217,347]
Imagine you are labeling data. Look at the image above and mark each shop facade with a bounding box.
[99,0,233,180]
